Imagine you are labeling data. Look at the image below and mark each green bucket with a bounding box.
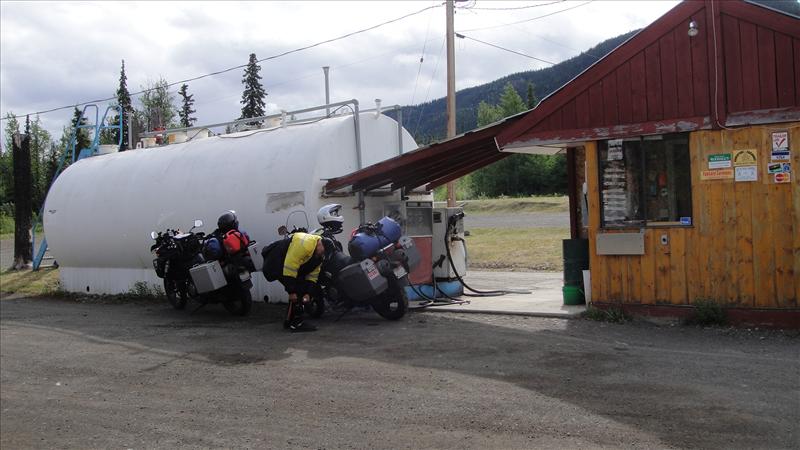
[563,285,585,305]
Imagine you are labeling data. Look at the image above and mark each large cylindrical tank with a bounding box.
[44,112,419,300]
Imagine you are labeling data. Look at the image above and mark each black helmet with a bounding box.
[217,210,238,232]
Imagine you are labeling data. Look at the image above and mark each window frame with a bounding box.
[597,133,693,230]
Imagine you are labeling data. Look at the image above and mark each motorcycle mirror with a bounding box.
[194,219,203,228]
[150,231,157,239]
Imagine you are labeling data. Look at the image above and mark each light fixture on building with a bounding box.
[688,20,699,37]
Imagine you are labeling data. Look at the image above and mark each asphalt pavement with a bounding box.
[2,296,797,449]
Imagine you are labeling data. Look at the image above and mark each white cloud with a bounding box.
[1,0,678,145]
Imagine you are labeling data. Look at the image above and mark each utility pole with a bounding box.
[445,0,457,207]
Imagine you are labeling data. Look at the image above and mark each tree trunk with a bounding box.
[12,133,32,270]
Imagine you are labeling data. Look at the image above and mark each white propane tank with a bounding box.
[43,112,421,301]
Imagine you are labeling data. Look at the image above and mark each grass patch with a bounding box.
[0,213,44,240]
[456,196,569,215]
[0,267,62,297]
[466,226,569,271]
[582,306,630,323]
[685,299,728,326]
[0,269,167,303]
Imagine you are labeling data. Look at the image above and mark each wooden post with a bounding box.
[11,132,32,270]
[445,0,457,206]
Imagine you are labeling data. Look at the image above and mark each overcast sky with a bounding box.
[1,0,680,146]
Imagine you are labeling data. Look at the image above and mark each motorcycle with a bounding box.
[311,217,420,321]
[150,219,255,316]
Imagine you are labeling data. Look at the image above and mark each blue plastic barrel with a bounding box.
[348,216,402,260]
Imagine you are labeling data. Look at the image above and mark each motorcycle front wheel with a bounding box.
[223,284,252,316]
[164,278,188,310]
[373,280,408,320]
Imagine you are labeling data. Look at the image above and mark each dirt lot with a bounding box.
[2,296,798,449]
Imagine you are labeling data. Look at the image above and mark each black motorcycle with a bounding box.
[312,221,419,321]
[150,220,254,316]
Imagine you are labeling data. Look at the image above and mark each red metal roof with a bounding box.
[497,0,800,149]
[324,117,522,193]
[324,0,799,194]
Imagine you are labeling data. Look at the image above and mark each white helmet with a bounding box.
[317,203,344,227]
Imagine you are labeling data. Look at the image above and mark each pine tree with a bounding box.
[71,108,91,160]
[1,113,20,206]
[138,78,176,131]
[115,60,133,149]
[498,82,526,117]
[526,81,539,109]
[178,84,196,128]
[239,53,266,124]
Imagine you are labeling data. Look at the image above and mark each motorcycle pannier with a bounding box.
[338,258,389,302]
[190,260,228,293]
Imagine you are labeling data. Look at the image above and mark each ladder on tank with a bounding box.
[32,104,123,270]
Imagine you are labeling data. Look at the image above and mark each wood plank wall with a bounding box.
[587,123,799,308]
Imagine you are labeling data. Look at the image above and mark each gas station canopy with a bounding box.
[324,115,526,194]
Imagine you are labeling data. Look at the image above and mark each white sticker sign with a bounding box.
[735,165,758,182]
[771,131,790,161]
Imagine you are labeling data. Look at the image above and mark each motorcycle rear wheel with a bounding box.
[373,281,408,320]
[164,278,188,310]
[223,284,252,316]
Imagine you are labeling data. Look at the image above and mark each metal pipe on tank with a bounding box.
[374,99,382,118]
[352,100,366,224]
[127,111,134,150]
[396,108,403,156]
[323,66,330,117]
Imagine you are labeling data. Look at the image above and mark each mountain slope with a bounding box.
[391,30,638,145]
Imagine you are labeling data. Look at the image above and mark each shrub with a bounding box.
[583,306,629,323]
[686,299,727,326]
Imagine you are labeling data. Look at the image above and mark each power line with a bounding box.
[409,2,438,106]
[456,33,556,65]
[1,3,443,122]
[458,0,594,33]
[460,1,566,11]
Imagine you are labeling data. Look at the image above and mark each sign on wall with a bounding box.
[767,162,791,174]
[708,153,732,169]
[733,149,758,166]
[700,168,734,180]
[774,172,791,184]
[771,131,790,161]
[735,165,758,182]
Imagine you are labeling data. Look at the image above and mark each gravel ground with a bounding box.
[2,295,798,449]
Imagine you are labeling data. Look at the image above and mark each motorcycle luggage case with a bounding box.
[189,260,227,294]
[348,216,403,260]
[394,236,421,271]
[338,259,388,302]
[247,243,263,272]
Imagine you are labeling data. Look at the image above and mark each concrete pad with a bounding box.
[411,270,586,319]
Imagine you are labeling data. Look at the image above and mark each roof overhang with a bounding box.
[324,115,524,194]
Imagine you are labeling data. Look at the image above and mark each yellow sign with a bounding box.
[700,168,734,180]
[733,149,758,166]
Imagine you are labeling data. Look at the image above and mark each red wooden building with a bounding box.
[326,0,800,326]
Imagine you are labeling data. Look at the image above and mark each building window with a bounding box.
[598,133,692,227]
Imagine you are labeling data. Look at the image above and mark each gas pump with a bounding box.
[432,207,467,280]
